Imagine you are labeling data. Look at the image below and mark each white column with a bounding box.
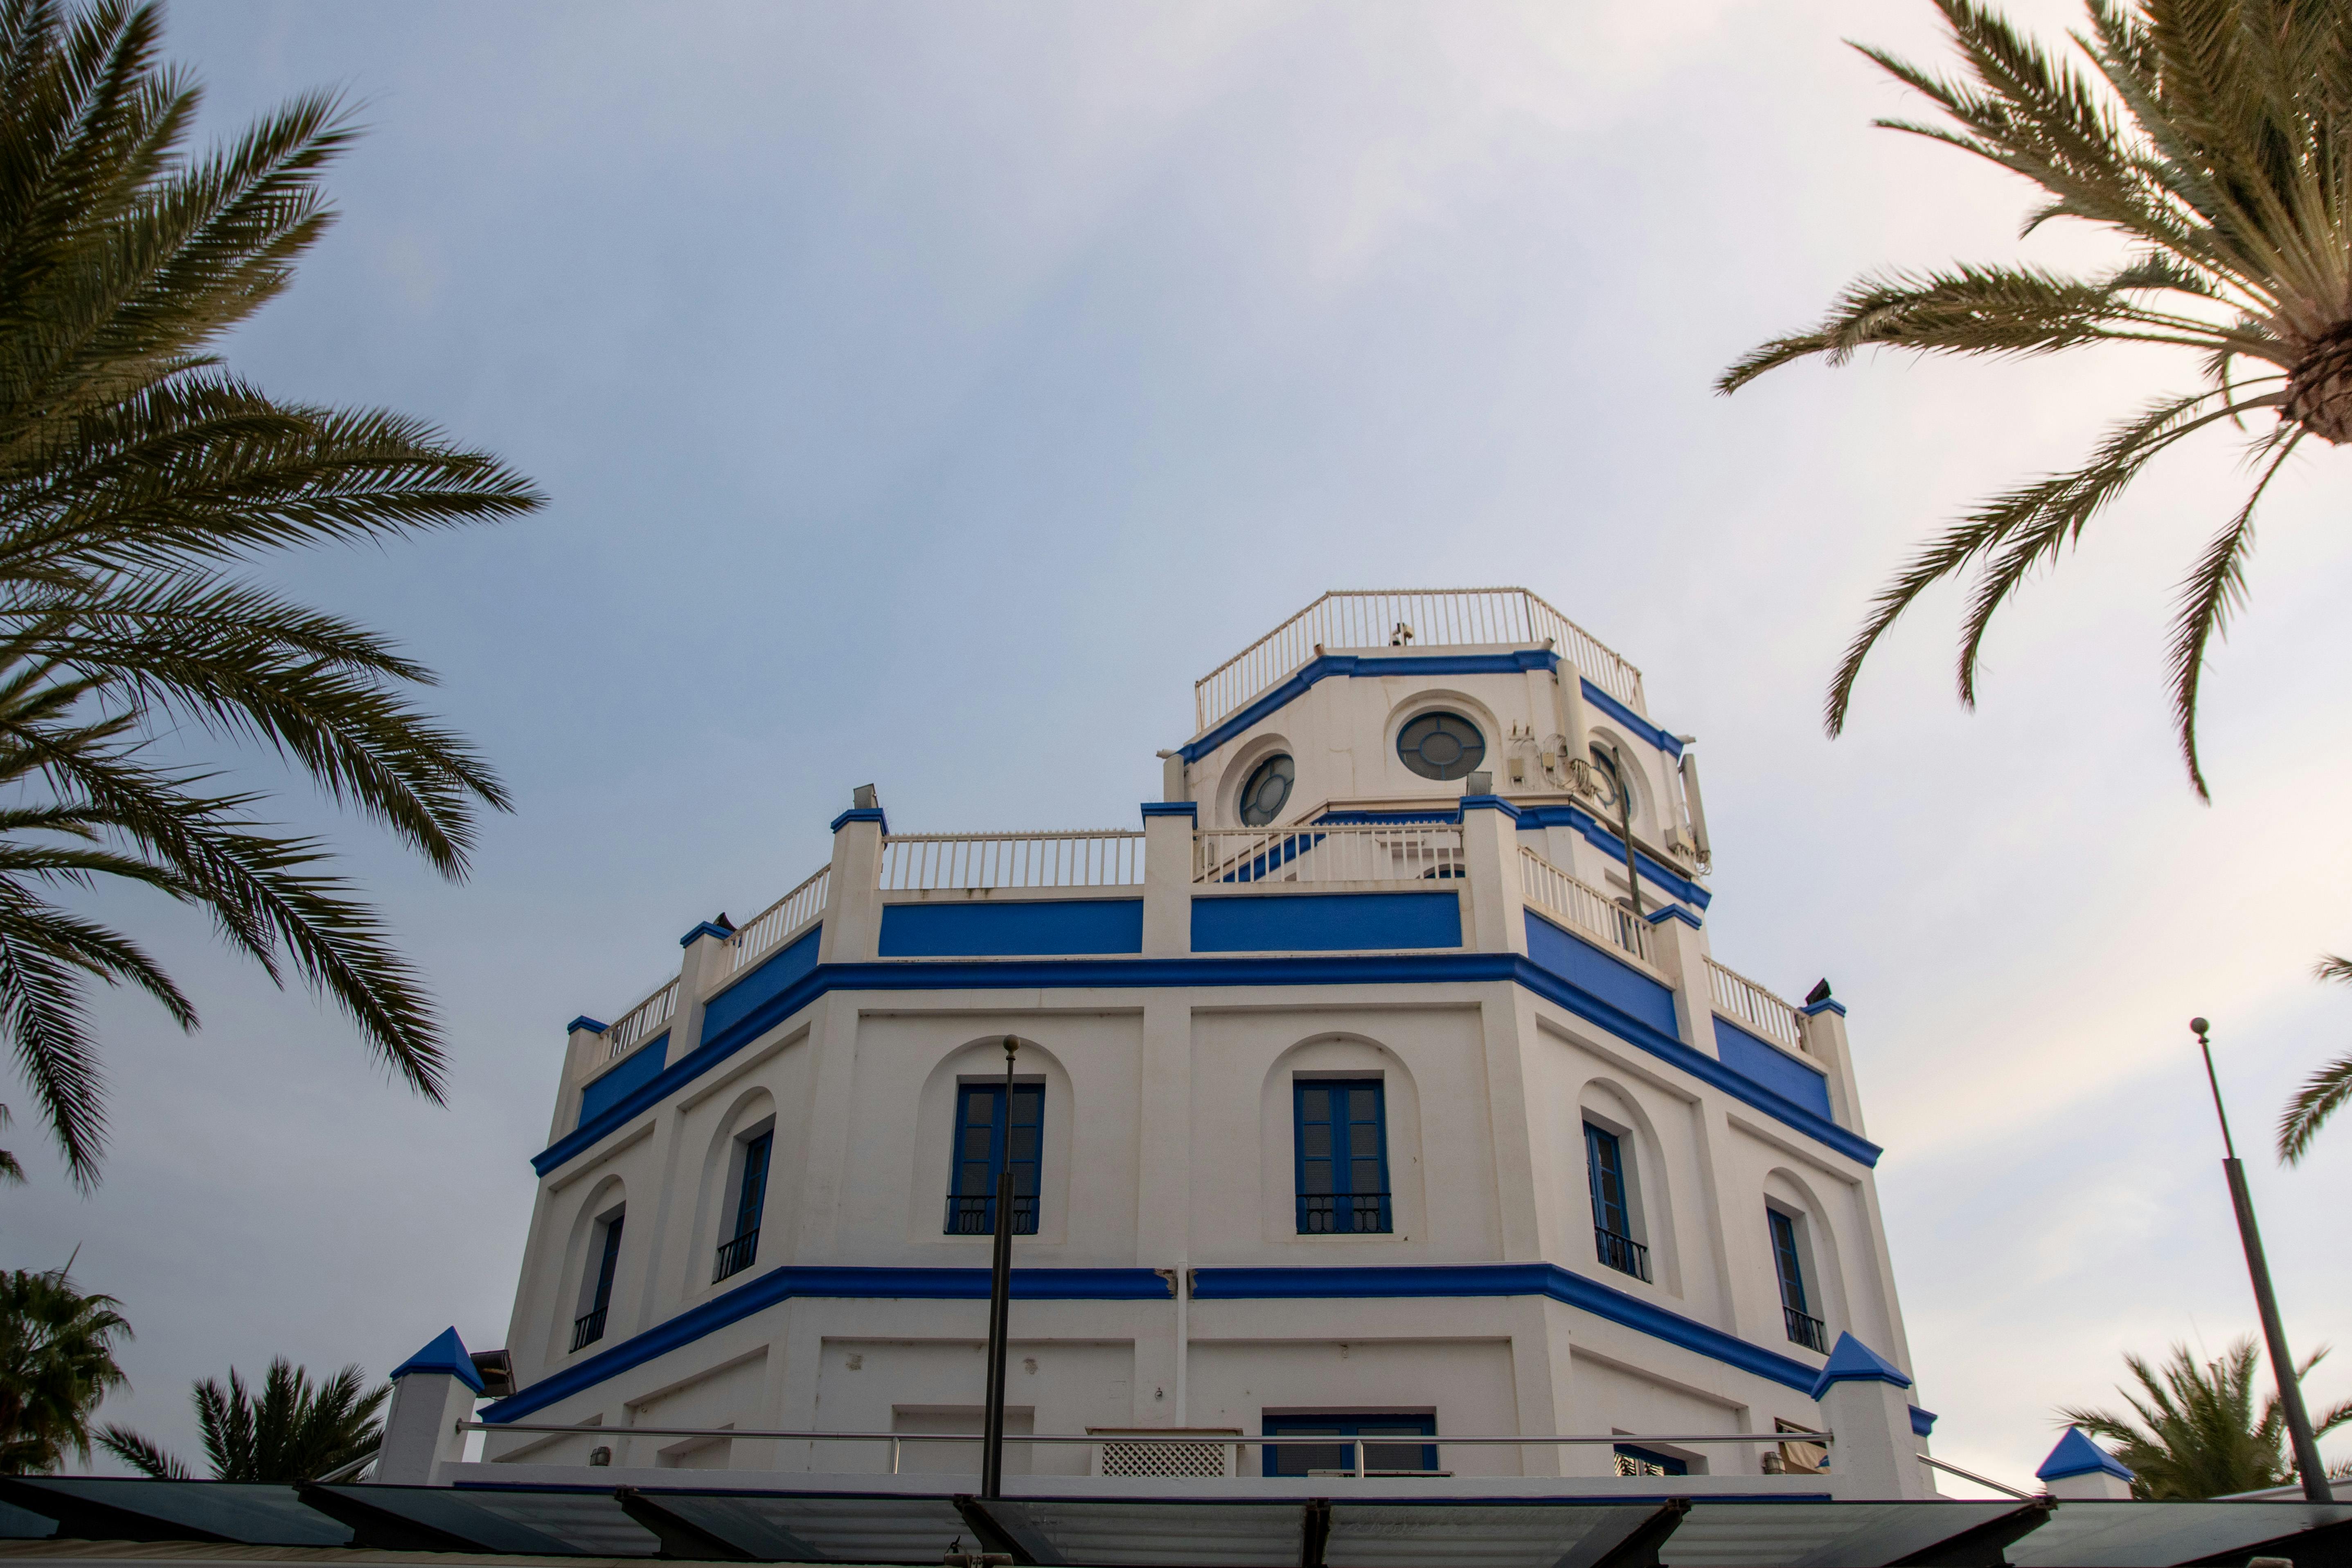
[549,1018,608,1144]
[1140,803,1194,957]
[1643,907,1716,1055]
[818,801,887,963]
[1799,1000,1863,1136]
[2037,1428,2136,1499]
[1811,1333,1929,1499]
[1458,796,1527,956]
[371,1329,482,1485]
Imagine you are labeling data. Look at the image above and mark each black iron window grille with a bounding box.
[569,1307,607,1352]
[1594,1226,1651,1282]
[1784,1306,1827,1352]
[1296,1192,1391,1234]
[945,1192,1037,1235]
[713,1227,760,1283]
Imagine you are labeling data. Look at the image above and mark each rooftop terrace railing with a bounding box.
[728,865,829,973]
[1195,822,1464,886]
[1194,588,1645,732]
[1706,958,1809,1054]
[601,978,678,1062]
[880,830,1144,891]
[1519,846,1654,966]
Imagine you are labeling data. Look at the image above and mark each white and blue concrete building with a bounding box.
[462,588,1931,1496]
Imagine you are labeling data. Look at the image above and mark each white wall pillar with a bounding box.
[2037,1427,2136,1499]
[371,1329,483,1485]
[1459,795,1527,956]
[1140,803,1194,958]
[818,798,887,964]
[671,921,733,1058]
[548,1018,608,1144]
[1811,1332,1929,1499]
[1799,1000,1864,1136]
[1644,907,1716,1056]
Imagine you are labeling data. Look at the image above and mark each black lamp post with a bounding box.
[980,1036,1018,1500]
[2191,1017,2330,1503]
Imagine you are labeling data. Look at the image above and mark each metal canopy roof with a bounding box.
[0,1478,2348,1568]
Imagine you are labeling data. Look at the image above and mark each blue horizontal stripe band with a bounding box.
[480,1266,1170,1423]
[535,953,1878,1178]
[1190,1264,1818,1393]
[1579,680,1683,759]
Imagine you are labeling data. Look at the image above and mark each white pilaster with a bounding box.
[1140,803,1195,957]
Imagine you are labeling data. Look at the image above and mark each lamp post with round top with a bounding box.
[2191,1017,2329,1503]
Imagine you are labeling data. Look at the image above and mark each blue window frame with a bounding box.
[1585,1123,1650,1282]
[946,1083,1041,1235]
[1262,1413,1437,1476]
[714,1131,771,1282]
[1770,1209,1827,1352]
[572,1211,622,1351]
[1294,1079,1390,1233]
[1613,1442,1688,1478]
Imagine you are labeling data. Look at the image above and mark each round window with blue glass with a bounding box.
[1239,754,1294,827]
[1395,711,1485,780]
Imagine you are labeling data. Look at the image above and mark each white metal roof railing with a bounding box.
[1519,846,1655,966]
[601,978,678,1061]
[1194,588,1645,733]
[1707,958,1809,1054]
[1195,822,1464,887]
[727,864,829,974]
[880,830,1144,891]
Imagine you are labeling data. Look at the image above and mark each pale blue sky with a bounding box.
[11,0,2352,1491]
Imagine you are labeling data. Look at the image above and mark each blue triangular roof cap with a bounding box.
[1808,1331,1913,1399]
[2037,1425,2133,1482]
[391,1327,484,1393]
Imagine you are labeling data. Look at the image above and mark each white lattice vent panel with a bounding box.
[1098,1440,1229,1478]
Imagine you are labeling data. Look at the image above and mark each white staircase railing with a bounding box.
[1706,959,1808,1053]
[1518,847,1654,965]
[1194,822,1464,886]
[879,831,1144,891]
[602,978,678,1062]
[1194,588,1645,732]
[727,865,829,973]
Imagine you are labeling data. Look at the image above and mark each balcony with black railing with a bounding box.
[570,1306,607,1352]
[1784,1306,1827,1353]
[1594,1227,1651,1282]
[713,1228,760,1283]
[1296,1192,1391,1234]
[944,1193,1038,1236]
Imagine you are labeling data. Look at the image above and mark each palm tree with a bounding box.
[2278,954,2352,1161]
[0,0,542,1182]
[1719,0,2352,800]
[99,1359,385,1482]
[2060,1337,2352,1498]
[0,1266,131,1473]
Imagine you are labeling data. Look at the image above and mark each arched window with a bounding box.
[1769,1207,1827,1352]
[1396,712,1485,780]
[1584,1122,1649,1282]
[572,1203,624,1350]
[714,1126,772,1283]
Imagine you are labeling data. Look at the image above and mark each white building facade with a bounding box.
[475,588,1927,1494]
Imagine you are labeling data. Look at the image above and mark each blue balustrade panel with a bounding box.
[1713,1018,1835,1119]
[1522,912,1679,1039]
[879,899,1144,957]
[1191,892,1462,953]
[577,1033,668,1127]
[701,926,824,1042]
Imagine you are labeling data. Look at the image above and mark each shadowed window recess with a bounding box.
[1295,1079,1391,1234]
[714,1130,771,1283]
[1261,1413,1438,1476]
[1238,754,1294,827]
[1395,712,1485,780]
[1585,1123,1649,1283]
[1770,1208,1825,1352]
[1613,1442,1688,1478]
[946,1082,1041,1235]
[572,1209,623,1351]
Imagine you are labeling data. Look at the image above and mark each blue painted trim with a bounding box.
[880,900,1143,958]
[679,922,732,948]
[829,807,888,834]
[2037,1426,2132,1482]
[566,1016,607,1035]
[481,1267,1170,1422]
[1191,1264,1820,1394]
[1712,1018,1834,1120]
[1802,998,1847,1018]
[1459,795,1519,818]
[1139,802,1197,820]
[1511,805,1712,911]
[1910,1405,1937,1438]
[1179,650,1563,764]
[392,1327,484,1392]
[1581,680,1683,759]
[534,951,1882,1177]
[1808,1331,1911,1398]
[1314,810,1460,825]
[1192,892,1462,953]
[575,1032,669,1127]
[1645,905,1702,930]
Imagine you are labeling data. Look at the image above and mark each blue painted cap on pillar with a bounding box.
[1457,795,1521,819]
[1139,802,1198,820]
[829,806,888,835]
[391,1327,485,1393]
[1909,1405,1937,1438]
[1808,1331,1913,1399]
[2036,1426,2133,1482]
[566,1016,607,1036]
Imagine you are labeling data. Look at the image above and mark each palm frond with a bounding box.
[95,1423,185,1478]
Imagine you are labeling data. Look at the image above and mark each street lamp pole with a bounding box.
[2191,1017,2329,1503]
[980,1036,1019,1500]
